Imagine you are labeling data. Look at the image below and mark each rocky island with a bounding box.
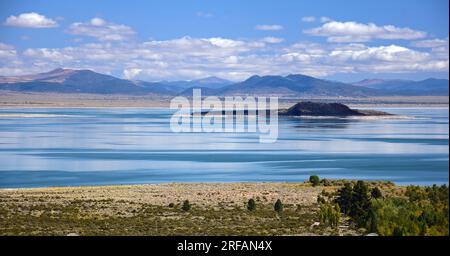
[197,102,392,117]
[278,102,392,117]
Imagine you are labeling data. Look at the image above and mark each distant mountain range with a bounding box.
[351,78,449,96]
[216,74,379,97]
[0,68,448,97]
[158,76,233,92]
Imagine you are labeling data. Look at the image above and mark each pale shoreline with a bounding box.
[0,180,400,191]
[0,182,326,207]
[0,91,448,108]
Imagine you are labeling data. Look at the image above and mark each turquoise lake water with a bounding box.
[0,107,448,188]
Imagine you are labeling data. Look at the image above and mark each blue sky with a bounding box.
[0,0,448,82]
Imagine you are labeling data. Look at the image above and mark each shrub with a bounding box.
[309,175,320,187]
[319,203,341,227]
[247,199,256,211]
[371,187,383,199]
[274,199,283,213]
[320,178,331,186]
[181,200,191,211]
[168,203,175,208]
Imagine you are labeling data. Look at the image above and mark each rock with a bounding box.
[310,222,321,228]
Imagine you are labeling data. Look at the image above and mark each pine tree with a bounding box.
[351,180,372,226]
[335,183,353,214]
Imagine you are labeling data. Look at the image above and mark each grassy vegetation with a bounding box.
[370,185,449,236]
[0,196,331,236]
[0,179,447,236]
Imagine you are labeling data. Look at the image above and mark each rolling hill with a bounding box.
[0,68,174,95]
[215,74,381,97]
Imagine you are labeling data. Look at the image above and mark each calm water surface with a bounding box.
[0,107,448,187]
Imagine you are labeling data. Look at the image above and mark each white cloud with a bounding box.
[326,44,449,73]
[330,44,428,62]
[261,37,284,44]
[305,21,427,42]
[23,48,73,61]
[141,36,265,58]
[90,17,106,26]
[0,43,17,59]
[123,68,142,79]
[4,12,58,28]
[255,24,284,31]
[412,38,449,48]
[302,16,316,22]
[320,17,332,23]
[66,18,135,41]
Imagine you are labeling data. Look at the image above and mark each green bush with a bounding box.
[319,203,341,227]
[274,199,283,213]
[247,199,256,211]
[334,182,449,236]
[370,185,449,236]
[181,200,191,211]
[309,175,320,187]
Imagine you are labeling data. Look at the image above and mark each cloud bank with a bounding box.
[305,21,427,42]
[0,15,447,80]
[4,12,58,28]
[1,34,446,81]
[66,18,135,41]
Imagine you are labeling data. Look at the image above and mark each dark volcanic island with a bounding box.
[198,102,392,117]
[278,102,392,117]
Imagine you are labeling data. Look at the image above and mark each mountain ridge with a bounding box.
[352,78,449,96]
[0,68,448,97]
